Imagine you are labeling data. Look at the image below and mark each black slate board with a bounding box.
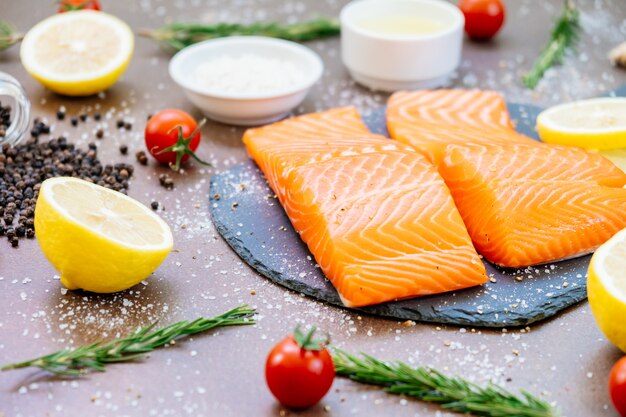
[209,102,591,327]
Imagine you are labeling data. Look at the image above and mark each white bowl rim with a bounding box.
[340,0,464,42]
[168,36,324,100]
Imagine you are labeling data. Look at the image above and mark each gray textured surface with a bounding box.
[3,1,626,417]
[209,101,596,327]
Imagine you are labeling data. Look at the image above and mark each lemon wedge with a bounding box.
[35,177,173,293]
[588,228,626,352]
[537,98,626,150]
[20,11,134,96]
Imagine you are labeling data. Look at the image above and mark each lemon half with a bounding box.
[537,98,626,150]
[20,11,134,96]
[599,148,626,174]
[588,228,626,352]
[35,177,173,293]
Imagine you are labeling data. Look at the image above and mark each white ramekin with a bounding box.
[169,37,323,126]
[340,0,464,92]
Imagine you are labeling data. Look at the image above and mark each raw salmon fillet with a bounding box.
[387,89,626,267]
[244,107,487,307]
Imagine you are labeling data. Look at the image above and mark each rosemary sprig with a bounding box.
[0,20,23,52]
[333,349,559,417]
[1,305,255,376]
[522,0,580,89]
[139,18,340,52]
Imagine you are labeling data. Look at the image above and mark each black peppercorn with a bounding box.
[136,151,148,165]
[0,125,135,246]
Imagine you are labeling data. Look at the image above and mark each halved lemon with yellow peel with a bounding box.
[537,98,626,150]
[20,11,133,96]
[588,228,626,353]
[35,177,173,293]
[599,148,626,174]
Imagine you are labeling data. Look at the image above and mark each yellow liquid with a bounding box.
[357,16,447,35]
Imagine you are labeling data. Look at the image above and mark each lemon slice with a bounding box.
[588,228,626,352]
[537,98,626,150]
[599,148,626,174]
[35,177,173,293]
[20,11,134,96]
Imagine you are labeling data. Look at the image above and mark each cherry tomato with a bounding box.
[145,109,210,171]
[265,327,335,408]
[610,357,626,417]
[459,0,505,41]
[58,0,101,12]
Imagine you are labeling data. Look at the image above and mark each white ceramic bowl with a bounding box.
[169,37,324,126]
[340,0,464,92]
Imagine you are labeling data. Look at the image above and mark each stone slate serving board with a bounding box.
[209,102,592,328]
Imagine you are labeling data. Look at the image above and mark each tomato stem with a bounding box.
[293,325,329,351]
[155,119,211,171]
[57,0,98,11]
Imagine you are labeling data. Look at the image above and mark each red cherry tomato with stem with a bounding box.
[144,109,211,171]
[265,326,335,409]
[610,357,626,417]
[58,0,101,12]
[459,0,505,41]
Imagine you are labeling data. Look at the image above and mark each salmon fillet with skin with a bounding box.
[243,107,487,307]
[387,89,626,268]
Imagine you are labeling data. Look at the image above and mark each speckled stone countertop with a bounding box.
[1,1,626,416]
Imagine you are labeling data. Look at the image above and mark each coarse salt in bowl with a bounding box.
[169,36,324,126]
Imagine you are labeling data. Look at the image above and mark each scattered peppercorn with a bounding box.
[56,107,66,121]
[158,173,174,190]
[70,117,78,127]
[94,112,101,121]
[0,135,134,247]
[30,119,51,139]
[150,201,159,210]
[116,119,125,128]
[79,112,88,122]
[124,122,132,131]
[135,150,148,165]
[96,128,104,139]
[119,144,128,155]
[39,122,50,134]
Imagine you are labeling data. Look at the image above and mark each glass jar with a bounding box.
[0,71,30,146]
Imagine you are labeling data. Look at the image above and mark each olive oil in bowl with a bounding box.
[357,16,447,36]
